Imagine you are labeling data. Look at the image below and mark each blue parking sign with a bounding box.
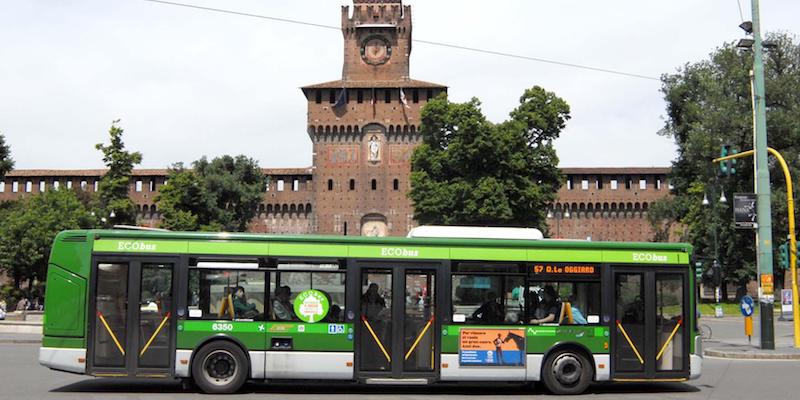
[740,295,754,317]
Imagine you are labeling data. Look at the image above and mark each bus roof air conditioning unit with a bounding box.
[406,225,544,240]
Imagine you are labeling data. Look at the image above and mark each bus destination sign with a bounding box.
[532,264,599,278]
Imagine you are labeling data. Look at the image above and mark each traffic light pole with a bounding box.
[715,147,798,348]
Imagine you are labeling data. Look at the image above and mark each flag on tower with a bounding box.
[333,88,348,110]
[400,88,410,108]
[371,87,376,117]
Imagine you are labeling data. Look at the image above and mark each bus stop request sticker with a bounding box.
[459,328,526,367]
[293,289,329,323]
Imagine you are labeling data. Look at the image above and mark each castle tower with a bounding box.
[302,0,446,236]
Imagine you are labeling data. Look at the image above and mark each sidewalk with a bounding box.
[702,316,800,359]
[0,332,41,344]
[0,320,43,335]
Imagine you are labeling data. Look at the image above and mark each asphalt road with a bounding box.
[2,340,798,400]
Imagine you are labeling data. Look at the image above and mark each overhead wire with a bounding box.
[139,0,660,81]
[736,0,746,22]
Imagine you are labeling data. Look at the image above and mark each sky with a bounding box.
[1,0,799,170]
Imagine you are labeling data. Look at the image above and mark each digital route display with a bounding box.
[532,264,599,278]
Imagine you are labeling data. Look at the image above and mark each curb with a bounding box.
[0,340,41,344]
[704,348,800,360]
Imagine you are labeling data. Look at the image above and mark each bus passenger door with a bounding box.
[611,269,689,381]
[89,258,178,377]
[355,263,440,382]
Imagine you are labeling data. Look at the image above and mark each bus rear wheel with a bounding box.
[541,349,592,395]
[191,341,248,394]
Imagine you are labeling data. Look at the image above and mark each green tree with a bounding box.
[0,189,94,289]
[409,87,569,232]
[156,156,264,232]
[95,120,142,226]
[0,133,14,178]
[650,33,800,298]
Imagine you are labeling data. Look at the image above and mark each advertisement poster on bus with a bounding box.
[459,328,526,366]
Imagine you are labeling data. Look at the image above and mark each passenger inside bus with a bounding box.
[530,285,561,324]
[272,286,295,321]
[232,286,260,319]
[361,283,387,320]
[566,295,588,324]
[471,291,504,324]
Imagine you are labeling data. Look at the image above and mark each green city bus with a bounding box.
[39,227,701,394]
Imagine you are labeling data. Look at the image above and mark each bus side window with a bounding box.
[269,262,346,323]
[450,262,525,325]
[187,269,266,321]
[527,280,601,325]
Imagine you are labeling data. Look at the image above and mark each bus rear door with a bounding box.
[611,267,689,381]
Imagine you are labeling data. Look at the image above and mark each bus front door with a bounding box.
[88,258,177,378]
[611,269,689,381]
[356,264,439,382]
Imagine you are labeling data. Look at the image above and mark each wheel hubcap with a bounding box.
[202,350,237,386]
[552,354,583,386]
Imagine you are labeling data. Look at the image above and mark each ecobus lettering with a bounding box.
[117,241,156,251]
[632,252,668,262]
[380,247,419,257]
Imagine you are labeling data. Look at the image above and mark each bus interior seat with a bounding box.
[218,289,235,319]
[558,302,574,325]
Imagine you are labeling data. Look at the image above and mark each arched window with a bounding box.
[327,179,334,191]
[371,179,377,191]
[393,179,399,191]
[349,179,355,191]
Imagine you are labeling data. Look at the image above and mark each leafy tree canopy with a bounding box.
[0,189,94,288]
[0,133,14,178]
[409,86,570,232]
[95,120,142,226]
[651,33,800,294]
[157,155,264,232]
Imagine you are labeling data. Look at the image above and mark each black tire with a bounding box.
[541,349,593,395]
[191,341,249,394]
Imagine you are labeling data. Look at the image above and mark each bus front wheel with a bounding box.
[541,349,592,395]
[191,341,249,394]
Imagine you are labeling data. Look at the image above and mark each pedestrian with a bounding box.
[16,297,29,312]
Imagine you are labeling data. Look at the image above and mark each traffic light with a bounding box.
[712,260,722,287]
[694,261,703,280]
[779,243,789,270]
[719,145,738,176]
[720,145,730,175]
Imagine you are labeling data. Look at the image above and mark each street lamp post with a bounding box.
[703,190,728,315]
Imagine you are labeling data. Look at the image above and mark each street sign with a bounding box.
[733,193,758,229]
[740,295,755,317]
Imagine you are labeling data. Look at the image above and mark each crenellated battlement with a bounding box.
[341,1,409,28]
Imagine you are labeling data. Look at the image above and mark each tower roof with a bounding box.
[301,79,446,90]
